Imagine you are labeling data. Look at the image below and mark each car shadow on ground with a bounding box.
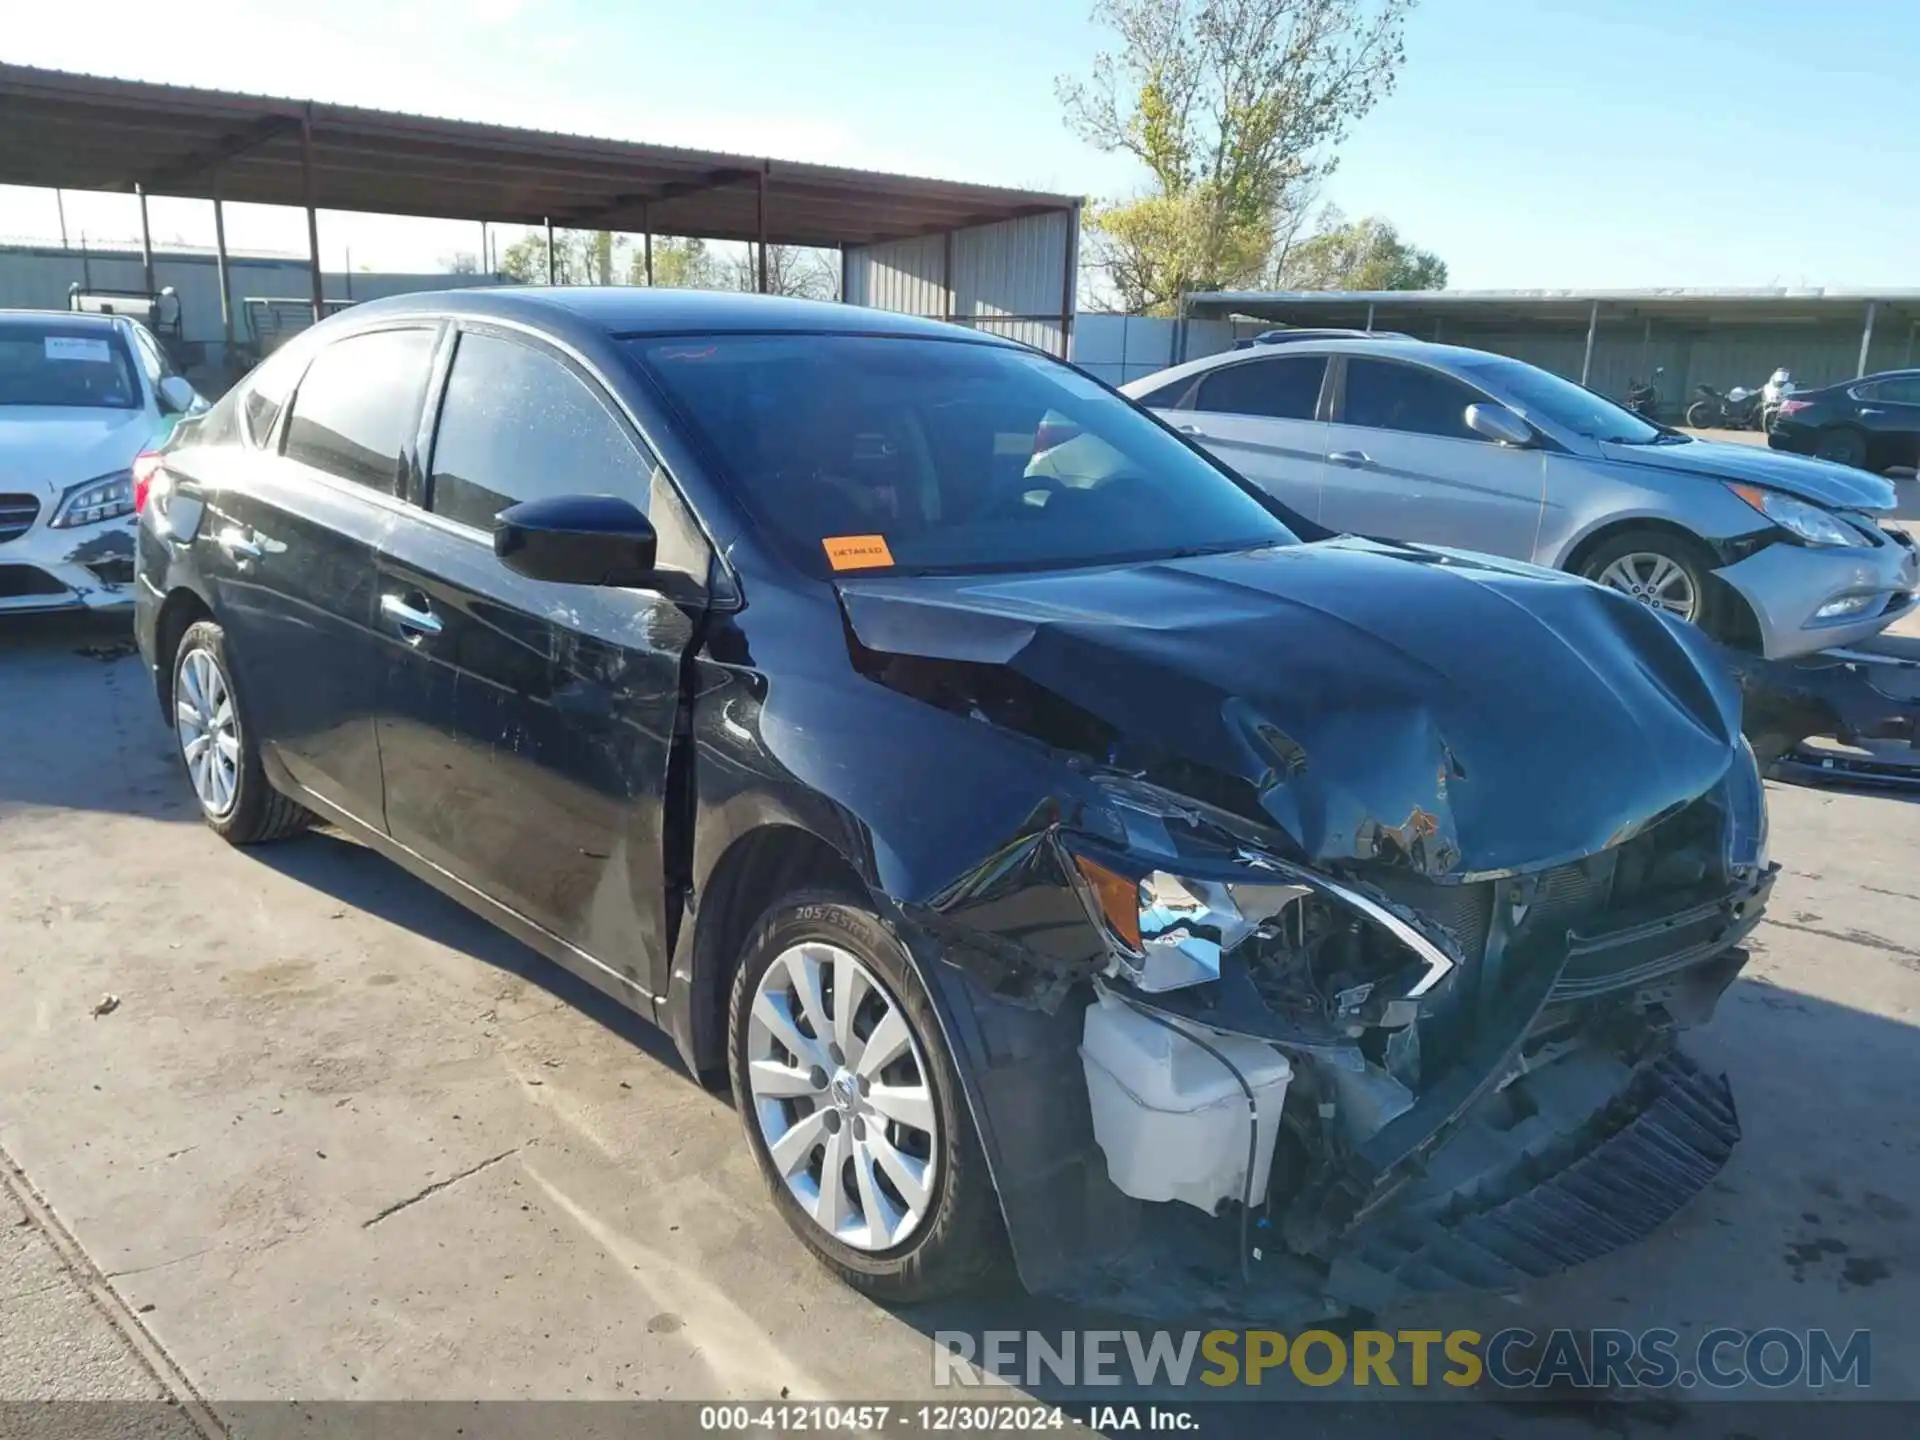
[0,613,197,823]
[243,825,694,1080]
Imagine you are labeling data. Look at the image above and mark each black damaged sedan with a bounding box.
[134,289,1774,1318]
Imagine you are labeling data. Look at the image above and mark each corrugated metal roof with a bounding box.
[0,63,1078,248]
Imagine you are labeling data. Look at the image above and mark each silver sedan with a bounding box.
[1124,336,1916,659]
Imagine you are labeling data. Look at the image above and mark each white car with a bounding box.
[1,310,206,614]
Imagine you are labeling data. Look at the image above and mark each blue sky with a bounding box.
[3,0,1914,291]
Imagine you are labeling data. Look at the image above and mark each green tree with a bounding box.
[1274,210,1446,289]
[1058,0,1415,314]
[498,228,624,285]
[630,236,721,289]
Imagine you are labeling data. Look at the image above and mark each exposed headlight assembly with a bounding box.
[1068,847,1457,1003]
[1727,483,1857,548]
[50,469,135,528]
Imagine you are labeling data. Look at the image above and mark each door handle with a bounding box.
[381,593,443,637]
[1859,408,1884,416]
[1177,423,1207,437]
[215,526,262,561]
[1328,450,1373,467]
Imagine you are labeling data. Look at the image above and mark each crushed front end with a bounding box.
[837,542,1777,1318]
[907,754,1773,1321]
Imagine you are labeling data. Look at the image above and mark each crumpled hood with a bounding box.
[1600,436,1896,512]
[839,539,1743,878]
[0,407,155,497]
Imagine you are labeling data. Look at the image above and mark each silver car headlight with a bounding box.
[50,469,135,529]
[1727,483,1857,548]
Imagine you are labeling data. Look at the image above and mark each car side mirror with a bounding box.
[494,495,658,587]
[1465,402,1534,447]
[157,374,199,416]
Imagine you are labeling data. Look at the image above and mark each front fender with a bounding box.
[1539,464,1774,570]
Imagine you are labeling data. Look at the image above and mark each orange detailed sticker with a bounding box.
[822,534,895,571]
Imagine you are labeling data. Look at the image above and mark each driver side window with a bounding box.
[1342,358,1487,441]
[128,324,167,389]
[427,331,649,533]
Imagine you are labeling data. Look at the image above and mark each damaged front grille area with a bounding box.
[1325,1050,1739,1305]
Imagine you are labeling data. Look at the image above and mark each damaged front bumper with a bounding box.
[0,512,137,614]
[905,767,1774,1322]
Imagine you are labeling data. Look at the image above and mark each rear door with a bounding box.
[199,323,438,823]
[1852,376,1920,470]
[373,324,709,997]
[1173,354,1330,522]
[1319,356,1546,556]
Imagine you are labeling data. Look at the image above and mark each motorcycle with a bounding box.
[1687,382,1766,430]
[1761,367,1797,431]
[1625,366,1665,418]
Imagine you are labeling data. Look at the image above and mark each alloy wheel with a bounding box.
[1595,552,1699,621]
[175,648,240,816]
[745,941,939,1252]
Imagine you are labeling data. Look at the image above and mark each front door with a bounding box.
[373,326,707,997]
[1319,356,1547,558]
[196,323,439,824]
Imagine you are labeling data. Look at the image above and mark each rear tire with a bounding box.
[171,620,312,845]
[1685,400,1715,429]
[728,889,1003,1303]
[1815,427,1868,469]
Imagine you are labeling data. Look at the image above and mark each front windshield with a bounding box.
[632,334,1297,577]
[1457,354,1669,445]
[0,322,140,409]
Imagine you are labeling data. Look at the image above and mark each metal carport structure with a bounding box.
[0,63,1081,355]
[1181,288,1920,394]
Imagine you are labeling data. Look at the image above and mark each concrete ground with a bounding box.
[2,611,1917,1435]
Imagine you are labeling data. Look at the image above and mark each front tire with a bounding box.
[171,620,311,844]
[728,889,1003,1302]
[1580,529,1726,635]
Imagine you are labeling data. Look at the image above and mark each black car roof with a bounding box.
[339,286,1013,344]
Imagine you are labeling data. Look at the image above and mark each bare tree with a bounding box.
[728,243,840,300]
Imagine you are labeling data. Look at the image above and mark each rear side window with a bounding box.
[427,331,646,532]
[238,344,307,448]
[1859,376,1920,405]
[1134,376,1194,409]
[1193,356,1327,420]
[1342,358,1483,440]
[282,328,436,491]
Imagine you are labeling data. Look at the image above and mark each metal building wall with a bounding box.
[844,210,1076,356]
[1418,322,1919,419]
[0,243,495,353]
[1071,315,1238,386]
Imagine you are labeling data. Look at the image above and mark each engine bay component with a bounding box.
[1079,987,1292,1215]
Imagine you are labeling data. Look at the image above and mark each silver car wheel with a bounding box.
[1596,552,1698,621]
[175,648,240,817]
[746,941,939,1252]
